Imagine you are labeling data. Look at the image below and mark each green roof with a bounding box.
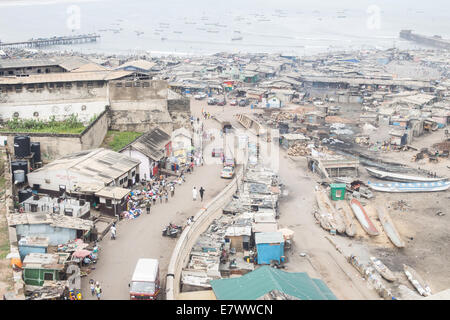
[210,266,337,300]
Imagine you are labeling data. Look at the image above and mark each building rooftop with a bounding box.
[255,232,284,244]
[210,266,337,300]
[30,148,140,185]
[8,212,94,231]
[119,128,171,161]
[95,186,130,200]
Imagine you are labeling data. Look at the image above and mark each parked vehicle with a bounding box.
[211,147,224,158]
[224,157,235,167]
[207,98,217,105]
[216,97,226,106]
[230,100,237,106]
[221,166,235,179]
[162,223,182,238]
[238,99,248,107]
[194,93,207,100]
[129,259,161,300]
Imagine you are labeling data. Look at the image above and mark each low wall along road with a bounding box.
[165,167,243,300]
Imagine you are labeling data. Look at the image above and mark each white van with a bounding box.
[129,258,160,300]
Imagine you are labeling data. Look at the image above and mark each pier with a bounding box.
[0,34,100,49]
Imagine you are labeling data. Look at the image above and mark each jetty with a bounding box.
[0,34,100,49]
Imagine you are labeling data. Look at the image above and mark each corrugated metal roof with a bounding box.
[255,232,284,244]
[119,128,170,161]
[210,266,337,300]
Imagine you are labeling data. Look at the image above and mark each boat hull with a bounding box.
[350,199,379,236]
[368,180,450,193]
[377,207,405,248]
[366,167,446,183]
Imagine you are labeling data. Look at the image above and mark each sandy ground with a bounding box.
[191,99,380,300]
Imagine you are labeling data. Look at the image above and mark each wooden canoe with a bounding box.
[366,167,447,183]
[369,257,396,282]
[403,264,432,297]
[377,206,405,248]
[315,190,346,233]
[334,200,356,237]
[314,191,336,231]
[350,199,379,236]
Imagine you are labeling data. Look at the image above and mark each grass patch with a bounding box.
[0,114,89,134]
[105,131,143,151]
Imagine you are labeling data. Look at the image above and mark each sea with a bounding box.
[0,0,449,57]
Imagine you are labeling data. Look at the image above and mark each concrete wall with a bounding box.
[168,98,191,130]
[2,108,109,161]
[109,80,174,132]
[16,224,77,246]
[119,149,150,180]
[165,167,243,300]
[0,83,108,122]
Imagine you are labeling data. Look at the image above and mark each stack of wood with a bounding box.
[287,143,310,156]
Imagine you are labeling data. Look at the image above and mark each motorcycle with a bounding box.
[162,224,182,238]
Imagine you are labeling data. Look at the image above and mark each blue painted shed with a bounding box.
[18,236,49,261]
[255,232,285,265]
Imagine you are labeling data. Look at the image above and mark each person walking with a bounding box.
[199,187,205,202]
[159,191,163,204]
[146,201,151,215]
[89,279,95,296]
[110,224,116,240]
[170,184,175,197]
[95,282,102,300]
[164,191,168,203]
[192,187,198,201]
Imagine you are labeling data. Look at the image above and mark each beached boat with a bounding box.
[377,206,405,248]
[315,190,345,233]
[314,190,338,231]
[367,180,450,193]
[334,200,356,237]
[403,264,432,296]
[366,167,447,183]
[369,257,396,282]
[349,199,379,236]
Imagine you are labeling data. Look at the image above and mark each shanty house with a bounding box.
[27,148,140,196]
[263,95,283,108]
[210,266,337,300]
[119,128,171,180]
[171,127,193,164]
[224,226,252,252]
[8,213,94,246]
[115,59,157,74]
[94,186,130,216]
[22,253,66,286]
[254,232,284,265]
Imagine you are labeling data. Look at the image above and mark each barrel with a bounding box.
[14,136,31,158]
[13,170,25,183]
[30,142,41,163]
[18,189,33,203]
[11,160,28,183]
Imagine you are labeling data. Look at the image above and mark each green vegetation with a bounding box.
[0,114,86,134]
[105,130,143,151]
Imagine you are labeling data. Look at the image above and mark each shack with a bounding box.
[224,226,252,252]
[18,236,49,261]
[255,232,285,265]
[8,213,94,245]
[94,186,130,216]
[22,253,66,286]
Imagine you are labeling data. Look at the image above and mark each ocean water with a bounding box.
[0,0,449,56]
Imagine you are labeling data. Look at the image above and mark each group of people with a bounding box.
[192,186,205,202]
[89,279,102,300]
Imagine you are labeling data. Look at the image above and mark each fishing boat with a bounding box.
[377,206,405,248]
[403,264,432,296]
[231,36,243,41]
[366,167,447,183]
[173,31,183,34]
[315,190,345,233]
[314,190,338,231]
[161,37,167,41]
[367,180,450,193]
[369,257,396,282]
[334,200,356,237]
[349,199,379,236]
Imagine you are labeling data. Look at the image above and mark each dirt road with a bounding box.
[191,99,380,300]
